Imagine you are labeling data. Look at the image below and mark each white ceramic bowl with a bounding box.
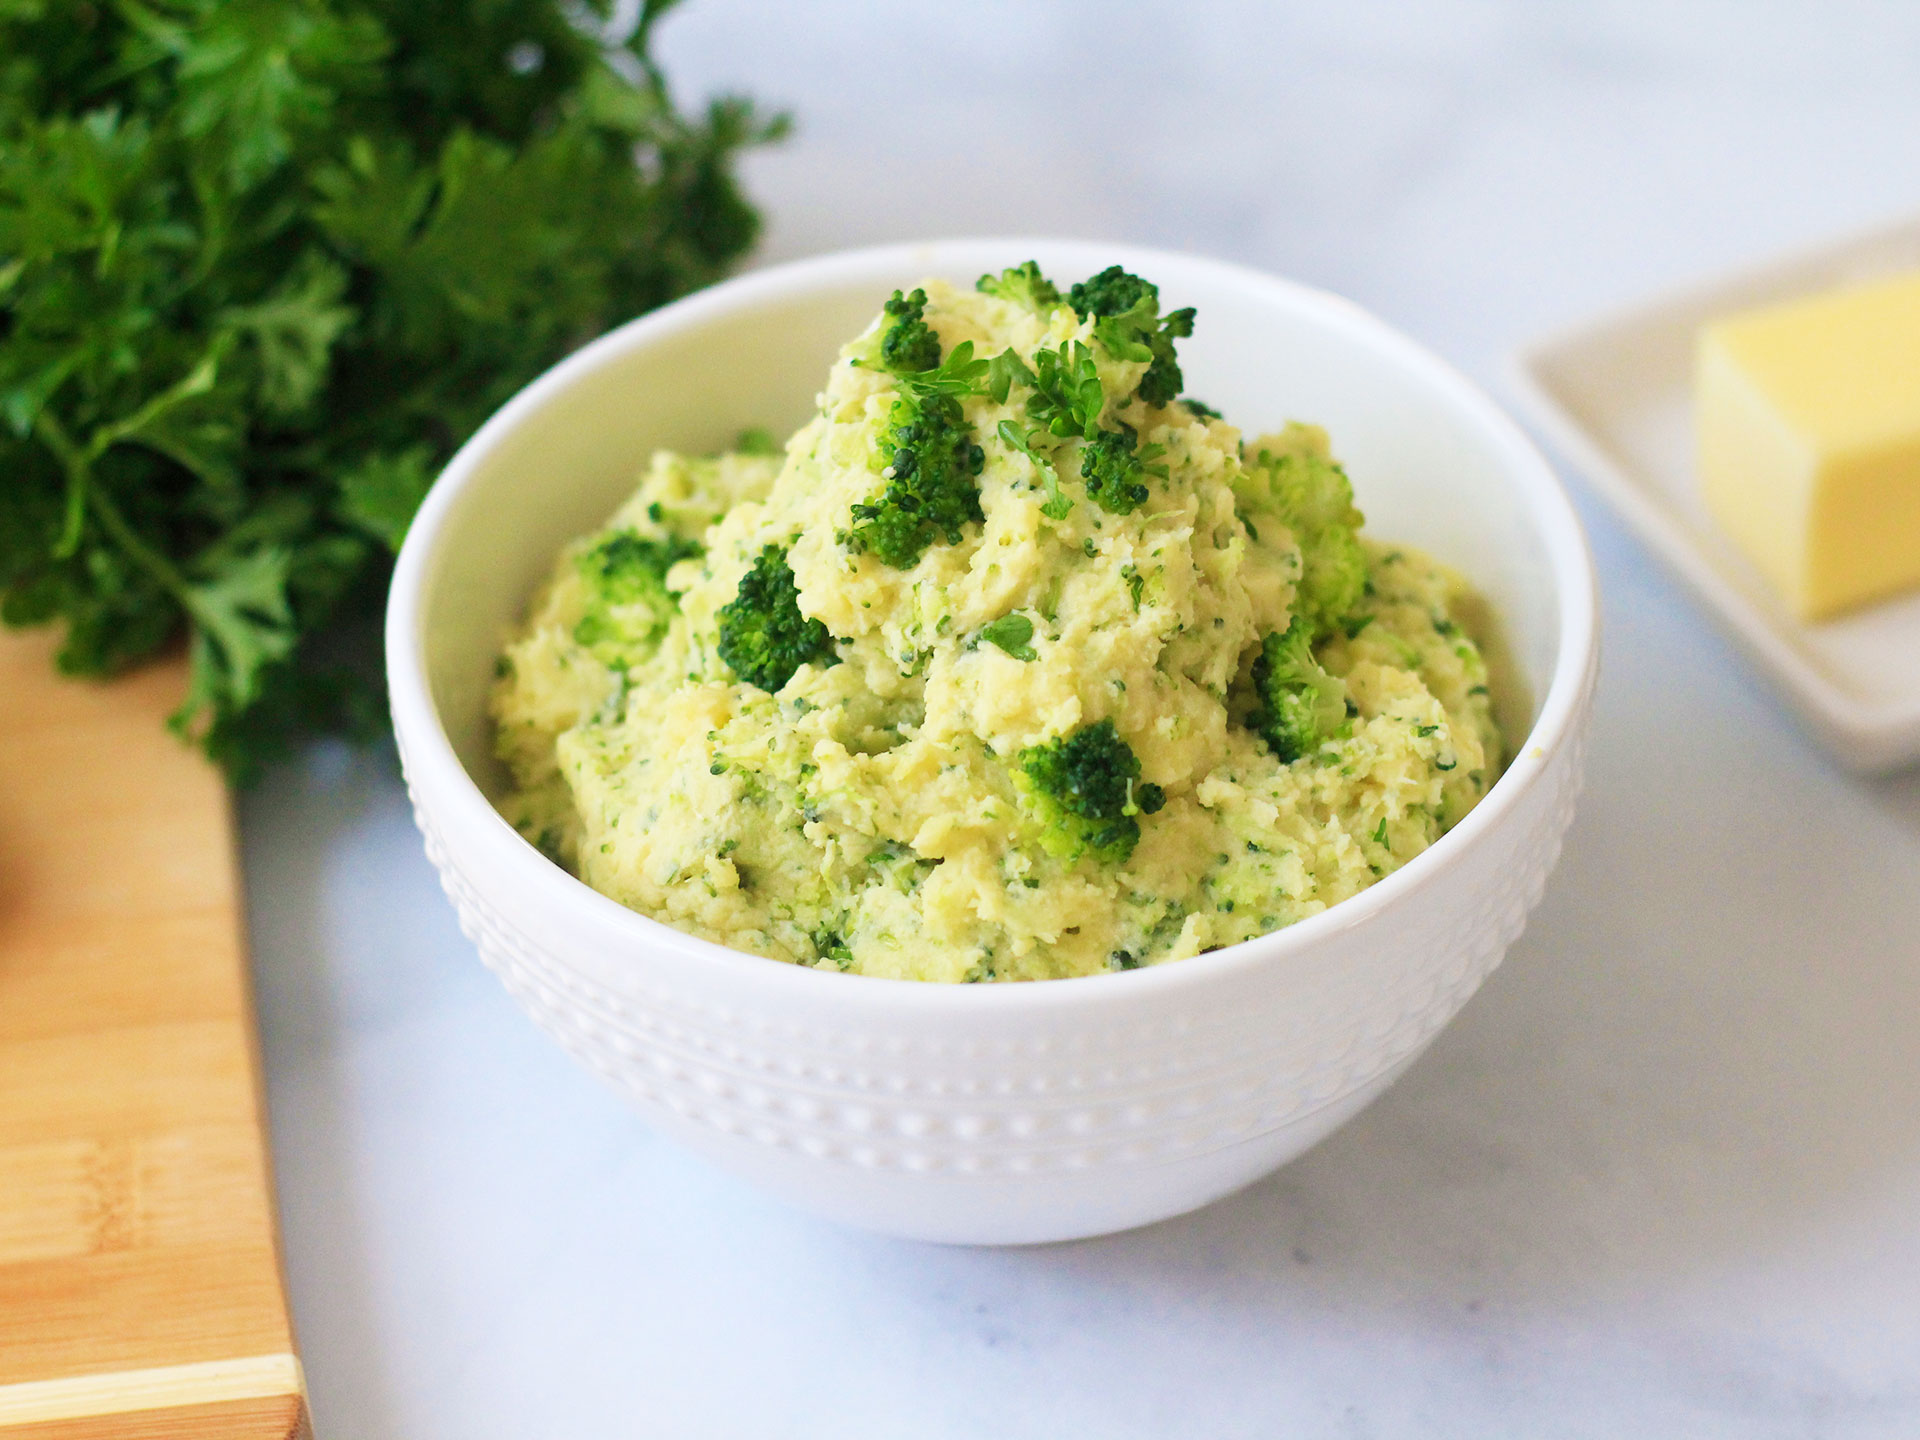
[388,239,1598,1245]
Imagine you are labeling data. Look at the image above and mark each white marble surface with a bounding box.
[240,3,1920,1435]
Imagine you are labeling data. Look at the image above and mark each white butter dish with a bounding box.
[1508,214,1920,772]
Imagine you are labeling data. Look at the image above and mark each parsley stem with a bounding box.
[34,410,90,560]
[83,476,195,611]
[39,349,223,560]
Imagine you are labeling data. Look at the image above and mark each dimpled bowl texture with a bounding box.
[386,239,1598,1245]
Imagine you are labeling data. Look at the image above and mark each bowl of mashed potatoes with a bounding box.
[388,240,1597,1243]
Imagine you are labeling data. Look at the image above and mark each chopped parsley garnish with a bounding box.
[812,929,854,969]
[979,613,1037,661]
[988,342,1105,440]
[997,420,1073,520]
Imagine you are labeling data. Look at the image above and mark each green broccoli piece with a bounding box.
[1067,266,1197,407]
[845,288,990,568]
[879,287,942,373]
[1017,718,1165,864]
[847,391,986,567]
[1243,445,1366,638]
[1067,266,1158,319]
[570,531,702,661]
[582,532,703,600]
[1250,617,1350,762]
[1132,309,1196,407]
[977,261,1062,313]
[716,544,838,693]
[1079,425,1162,515]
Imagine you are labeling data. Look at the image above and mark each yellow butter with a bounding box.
[1695,269,1920,619]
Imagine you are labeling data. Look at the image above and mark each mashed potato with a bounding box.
[491,267,1502,981]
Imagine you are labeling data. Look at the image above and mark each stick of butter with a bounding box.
[1695,269,1920,620]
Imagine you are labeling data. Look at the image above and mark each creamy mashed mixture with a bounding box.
[491,265,1502,981]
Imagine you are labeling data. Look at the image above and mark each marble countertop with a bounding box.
[240,3,1920,1435]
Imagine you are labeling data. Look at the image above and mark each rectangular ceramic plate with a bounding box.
[1507,213,1920,772]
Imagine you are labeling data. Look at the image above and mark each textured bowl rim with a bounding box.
[387,237,1599,1012]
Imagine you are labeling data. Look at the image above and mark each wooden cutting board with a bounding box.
[0,632,309,1439]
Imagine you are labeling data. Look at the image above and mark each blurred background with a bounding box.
[235,3,1920,1436]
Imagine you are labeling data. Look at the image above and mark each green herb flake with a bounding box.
[979,613,1037,662]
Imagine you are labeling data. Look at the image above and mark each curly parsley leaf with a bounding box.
[336,445,438,553]
[978,612,1037,662]
[181,545,300,717]
[0,0,784,782]
[996,419,1072,521]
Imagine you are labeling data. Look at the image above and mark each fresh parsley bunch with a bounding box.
[0,0,785,780]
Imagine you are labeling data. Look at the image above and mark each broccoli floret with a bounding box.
[1067,266,1158,319]
[1241,444,1366,638]
[1080,426,1155,514]
[716,544,838,693]
[1017,718,1165,864]
[846,288,990,567]
[879,287,942,373]
[1131,306,1195,407]
[1067,266,1197,407]
[569,531,702,661]
[977,261,1063,313]
[847,391,986,567]
[579,530,701,604]
[1250,617,1350,762]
